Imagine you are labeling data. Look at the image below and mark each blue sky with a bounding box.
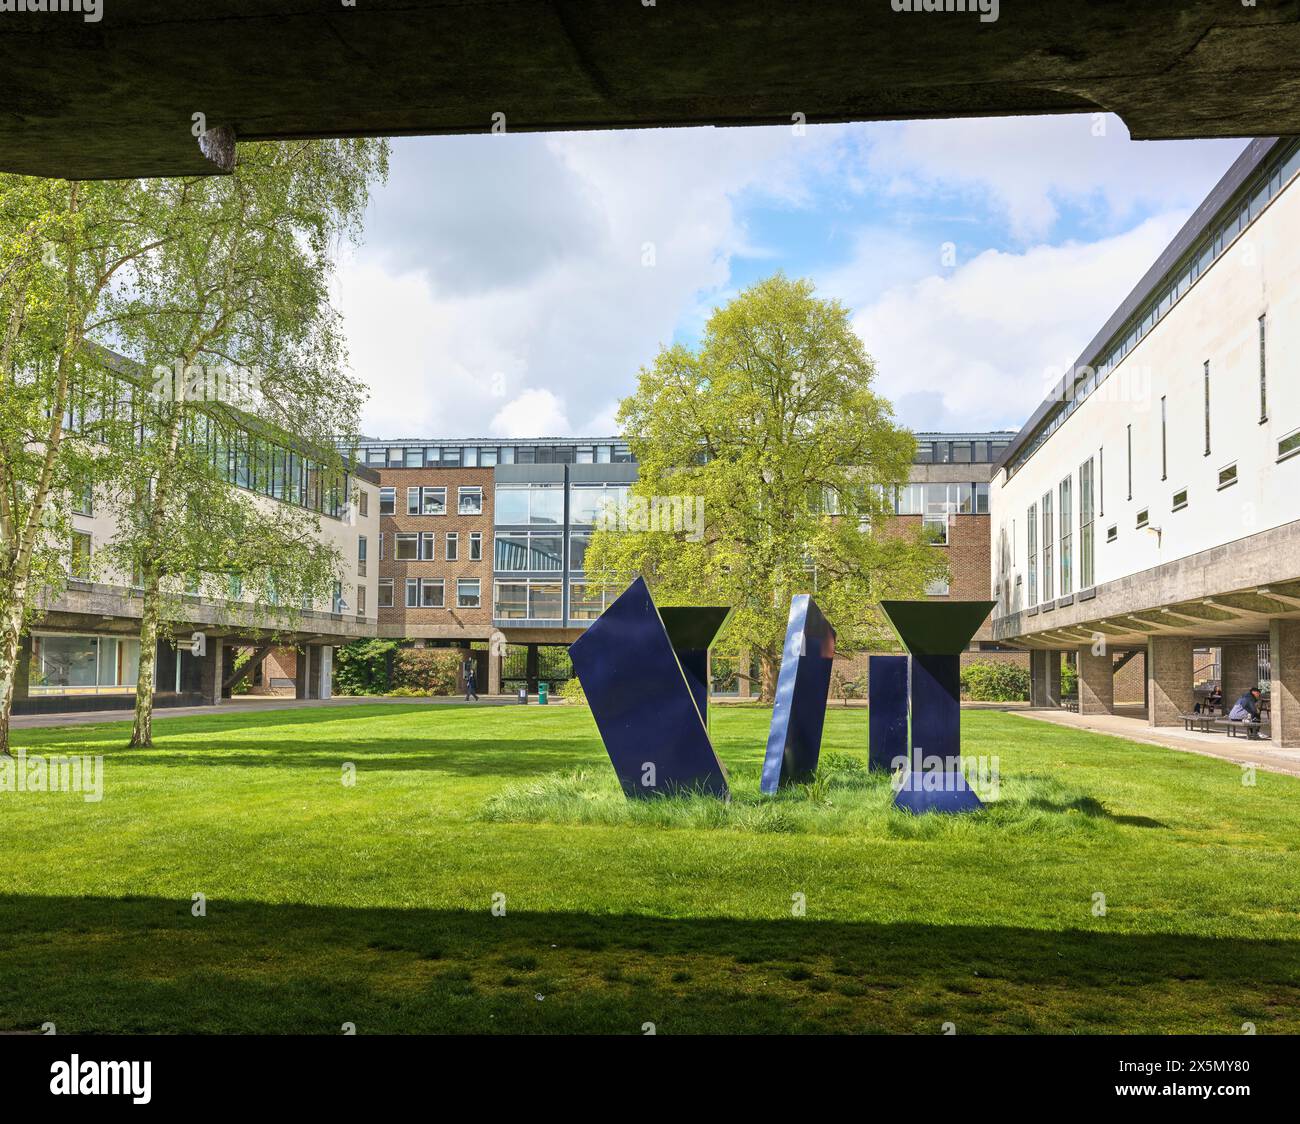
[336,115,1244,440]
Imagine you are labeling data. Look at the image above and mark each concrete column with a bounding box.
[318,645,333,700]
[488,647,502,695]
[197,639,225,707]
[1147,636,1194,727]
[1030,649,1048,707]
[525,643,539,694]
[1221,642,1260,706]
[294,645,311,700]
[1269,619,1300,749]
[1077,645,1114,715]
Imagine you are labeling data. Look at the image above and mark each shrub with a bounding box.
[392,648,462,696]
[558,677,587,705]
[333,638,398,696]
[960,660,1030,702]
[1061,662,1078,699]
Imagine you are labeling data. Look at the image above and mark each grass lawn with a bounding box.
[1,703,1297,1034]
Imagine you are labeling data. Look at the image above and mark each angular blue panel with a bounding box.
[879,601,994,816]
[568,577,729,800]
[761,595,837,794]
[868,655,908,772]
[658,606,732,727]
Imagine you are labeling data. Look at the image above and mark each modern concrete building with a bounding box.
[989,136,1300,747]
[15,367,380,716]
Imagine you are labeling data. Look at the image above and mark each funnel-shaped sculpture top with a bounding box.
[658,606,732,724]
[879,600,996,656]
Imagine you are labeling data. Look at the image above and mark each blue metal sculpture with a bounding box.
[568,577,730,800]
[761,595,837,794]
[879,600,995,815]
[868,654,909,772]
[658,606,732,728]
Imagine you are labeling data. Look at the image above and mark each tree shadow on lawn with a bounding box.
[0,894,1295,1035]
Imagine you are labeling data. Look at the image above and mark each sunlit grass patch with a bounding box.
[480,751,1129,840]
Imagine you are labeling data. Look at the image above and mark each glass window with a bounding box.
[421,487,446,516]
[569,531,590,572]
[421,578,445,608]
[463,446,478,468]
[395,533,418,561]
[595,444,612,464]
[406,486,420,515]
[446,533,459,562]
[1027,503,1038,608]
[405,578,419,608]
[379,487,395,515]
[404,447,422,468]
[577,445,594,464]
[457,578,481,608]
[480,447,498,467]
[70,531,92,579]
[529,484,564,525]
[358,536,367,576]
[569,582,605,619]
[529,535,563,571]
[499,446,515,464]
[32,633,99,689]
[529,582,562,619]
[494,582,528,619]
[420,532,435,561]
[494,533,530,571]
[458,487,483,515]
[495,485,530,525]
[378,579,394,608]
[569,485,609,525]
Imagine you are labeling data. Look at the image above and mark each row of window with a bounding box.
[377,486,483,517]
[914,439,1009,465]
[1008,139,1300,477]
[1027,457,1096,606]
[361,442,635,469]
[495,483,633,527]
[377,531,484,562]
[380,578,482,610]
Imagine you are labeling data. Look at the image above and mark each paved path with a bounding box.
[1014,707,1300,778]
[9,694,527,730]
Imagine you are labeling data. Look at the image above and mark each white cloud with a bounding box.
[490,388,570,438]
[860,116,1245,241]
[851,213,1188,432]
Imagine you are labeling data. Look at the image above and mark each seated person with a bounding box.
[1227,687,1263,739]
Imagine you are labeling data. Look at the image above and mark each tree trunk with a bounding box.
[130,573,163,748]
[759,653,779,703]
[0,594,25,757]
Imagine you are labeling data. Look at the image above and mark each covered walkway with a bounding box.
[1015,706,1300,779]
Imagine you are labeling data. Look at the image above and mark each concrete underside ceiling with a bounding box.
[6,0,1300,179]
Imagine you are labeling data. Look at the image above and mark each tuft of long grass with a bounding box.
[480,751,1122,840]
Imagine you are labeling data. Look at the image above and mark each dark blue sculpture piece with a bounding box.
[658,606,732,727]
[761,595,837,794]
[568,577,729,800]
[880,600,995,815]
[868,654,909,772]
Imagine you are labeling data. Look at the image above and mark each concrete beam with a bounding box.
[7,2,1300,179]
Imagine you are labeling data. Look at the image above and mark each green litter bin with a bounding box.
[538,682,549,705]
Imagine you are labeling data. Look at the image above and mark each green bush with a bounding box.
[333,638,398,696]
[392,648,462,695]
[960,660,1030,702]
[1061,662,1078,699]
[558,677,587,705]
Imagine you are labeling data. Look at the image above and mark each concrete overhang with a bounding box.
[991,520,1300,650]
[7,1,1300,180]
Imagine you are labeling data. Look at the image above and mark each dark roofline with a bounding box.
[995,136,1286,474]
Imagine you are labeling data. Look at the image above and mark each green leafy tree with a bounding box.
[100,139,388,747]
[584,273,947,700]
[0,177,173,754]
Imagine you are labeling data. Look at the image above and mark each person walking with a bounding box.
[461,654,479,702]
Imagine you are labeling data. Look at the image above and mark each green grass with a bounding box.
[1,703,1298,1034]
